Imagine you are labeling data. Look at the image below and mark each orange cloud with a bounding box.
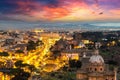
[43,7,70,20]
[110,9,120,15]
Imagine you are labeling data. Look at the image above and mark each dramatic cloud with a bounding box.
[0,0,120,21]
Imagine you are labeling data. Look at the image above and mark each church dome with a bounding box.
[89,50,104,63]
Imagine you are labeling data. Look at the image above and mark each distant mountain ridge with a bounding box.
[0,21,120,31]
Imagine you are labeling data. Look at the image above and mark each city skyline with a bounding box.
[0,1,120,80]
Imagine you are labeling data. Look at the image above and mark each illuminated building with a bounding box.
[76,50,117,80]
[82,40,94,44]
[61,52,79,60]
[74,42,86,49]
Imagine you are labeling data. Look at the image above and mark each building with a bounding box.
[61,52,79,60]
[74,42,86,49]
[95,42,102,49]
[5,60,14,68]
[61,48,93,61]
[76,50,117,80]
[40,32,60,39]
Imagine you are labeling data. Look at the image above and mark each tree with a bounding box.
[36,40,44,46]
[11,69,30,80]
[4,61,32,80]
[15,50,24,53]
[27,40,43,51]
[76,60,82,68]
[52,50,61,58]
[62,66,69,71]
[69,60,82,69]
[15,60,24,68]
[0,61,4,67]
[107,60,118,66]
[27,40,36,51]
[15,50,24,57]
[28,65,36,73]
[0,52,9,57]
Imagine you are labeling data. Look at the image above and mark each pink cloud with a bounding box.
[110,9,120,15]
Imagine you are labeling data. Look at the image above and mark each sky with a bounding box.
[0,0,120,22]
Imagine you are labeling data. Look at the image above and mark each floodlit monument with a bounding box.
[76,50,117,80]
